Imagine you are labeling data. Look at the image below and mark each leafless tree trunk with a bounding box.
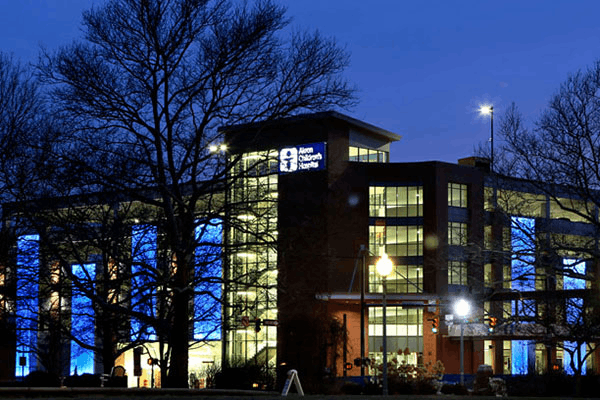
[38,0,355,387]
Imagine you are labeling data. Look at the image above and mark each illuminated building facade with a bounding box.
[0,111,599,386]
[222,112,600,384]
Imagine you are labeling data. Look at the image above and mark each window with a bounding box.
[71,263,96,375]
[349,146,388,163]
[369,225,423,257]
[484,187,495,211]
[131,224,158,340]
[369,186,423,218]
[16,234,40,377]
[369,263,423,293]
[448,222,468,246]
[448,260,467,285]
[497,190,546,217]
[194,220,223,341]
[484,226,493,250]
[511,217,535,292]
[368,307,423,366]
[484,263,493,287]
[227,149,278,371]
[448,183,467,208]
[369,186,385,217]
[550,198,590,223]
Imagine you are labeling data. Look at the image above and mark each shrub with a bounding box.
[371,359,445,395]
[212,359,275,390]
[25,370,60,387]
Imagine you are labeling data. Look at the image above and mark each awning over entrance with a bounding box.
[316,292,440,311]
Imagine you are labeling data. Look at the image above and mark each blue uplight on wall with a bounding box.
[131,224,157,340]
[70,263,96,375]
[510,218,536,375]
[511,340,530,375]
[511,217,536,320]
[15,234,40,377]
[194,219,222,341]
[564,341,586,376]
[510,217,535,292]
[563,258,586,375]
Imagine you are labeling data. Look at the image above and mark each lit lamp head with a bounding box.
[209,143,227,153]
[479,105,493,115]
[376,252,394,278]
[454,298,471,318]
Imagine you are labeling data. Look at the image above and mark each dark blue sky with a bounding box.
[2,0,600,163]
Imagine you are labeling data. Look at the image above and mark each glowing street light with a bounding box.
[453,298,471,386]
[479,105,494,172]
[376,253,394,396]
[209,143,228,153]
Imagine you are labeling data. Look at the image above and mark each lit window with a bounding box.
[369,263,423,293]
[71,263,96,375]
[131,224,157,340]
[448,261,467,285]
[349,146,388,163]
[369,186,423,217]
[448,183,468,208]
[16,234,40,377]
[194,219,223,341]
[484,263,493,287]
[448,222,468,246]
[370,225,423,257]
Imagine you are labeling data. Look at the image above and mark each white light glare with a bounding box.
[376,253,394,277]
[479,104,493,115]
[454,298,471,317]
[209,143,227,153]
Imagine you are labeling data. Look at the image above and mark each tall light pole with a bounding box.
[360,245,366,381]
[376,253,393,396]
[454,298,471,386]
[479,105,494,172]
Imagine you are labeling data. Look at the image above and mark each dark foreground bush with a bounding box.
[64,373,100,387]
[339,381,362,394]
[25,370,60,387]
[504,374,600,397]
[214,365,275,390]
[441,382,468,395]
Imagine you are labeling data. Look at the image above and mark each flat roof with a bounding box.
[219,111,402,143]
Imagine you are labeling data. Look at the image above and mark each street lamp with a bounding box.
[479,105,494,172]
[454,298,471,386]
[209,143,228,153]
[376,253,393,396]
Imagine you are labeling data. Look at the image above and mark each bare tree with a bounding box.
[487,65,600,383]
[38,0,355,387]
[0,53,63,381]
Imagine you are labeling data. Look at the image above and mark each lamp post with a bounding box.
[360,245,366,381]
[454,298,471,386]
[479,105,494,172]
[376,253,393,396]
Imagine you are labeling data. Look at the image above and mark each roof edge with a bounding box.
[219,111,402,143]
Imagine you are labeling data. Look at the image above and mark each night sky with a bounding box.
[2,0,600,163]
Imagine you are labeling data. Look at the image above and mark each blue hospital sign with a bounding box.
[279,142,326,174]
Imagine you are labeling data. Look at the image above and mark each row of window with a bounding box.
[349,146,388,163]
[369,186,423,218]
[369,225,423,257]
[370,182,468,218]
[368,183,469,290]
[227,150,278,370]
[485,187,595,223]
